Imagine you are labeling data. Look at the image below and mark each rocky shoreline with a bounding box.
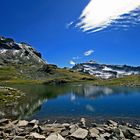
[0,118,140,140]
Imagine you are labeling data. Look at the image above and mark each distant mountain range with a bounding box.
[72,60,140,79]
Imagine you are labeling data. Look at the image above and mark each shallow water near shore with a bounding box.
[1,84,140,123]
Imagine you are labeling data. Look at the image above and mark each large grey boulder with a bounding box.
[17,120,28,127]
[46,133,65,140]
[71,128,88,139]
[30,132,46,139]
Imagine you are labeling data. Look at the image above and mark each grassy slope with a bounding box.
[0,65,140,86]
[93,75,140,87]
[0,65,95,84]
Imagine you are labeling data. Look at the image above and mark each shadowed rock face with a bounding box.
[0,36,46,66]
[72,61,140,79]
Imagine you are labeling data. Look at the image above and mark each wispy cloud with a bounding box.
[66,21,74,29]
[84,50,94,56]
[70,60,76,65]
[77,0,140,33]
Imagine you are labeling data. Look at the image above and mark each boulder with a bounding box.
[89,128,100,138]
[0,119,9,125]
[100,132,111,138]
[46,133,65,140]
[29,119,39,125]
[61,130,69,137]
[17,120,28,127]
[71,128,88,139]
[69,124,79,134]
[107,120,118,126]
[30,132,46,139]
[80,118,86,127]
[13,136,25,140]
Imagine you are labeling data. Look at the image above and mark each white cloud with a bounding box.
[77,0,140,33]
[70,60,76,65]
[66,21,74,29]
[84,50,94,56]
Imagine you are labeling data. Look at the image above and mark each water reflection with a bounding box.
[0,84,140,120]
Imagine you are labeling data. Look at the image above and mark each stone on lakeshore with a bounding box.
[96,137,106,140]
[61,130,69,137]
[17,120,28,127]
[71,128,88,139]
[13,136,25,140]
[30,132,46,139]
[135,133,140,137]
[107,120,118,126]
[100,132,111,138]
[119,125,140,139]
[96,127,105,132]
[44,124,65,133]
[32,124,38,129]
[0,119,9,125]
[62,123,70,127]
[90,128,100,135]
[128,128,140,136]
[80,118,86,127]
[12,120,18,125]
[29,119,39,125]
[69,124,79,134]
[89,128,100,138]
[46,133,65,140]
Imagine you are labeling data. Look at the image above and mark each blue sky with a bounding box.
[0,0,140,67]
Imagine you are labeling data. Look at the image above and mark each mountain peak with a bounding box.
[0,36,46,66]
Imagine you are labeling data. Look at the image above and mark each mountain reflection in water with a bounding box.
[0,84,140,120]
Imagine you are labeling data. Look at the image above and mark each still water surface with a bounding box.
[1,84,140,121]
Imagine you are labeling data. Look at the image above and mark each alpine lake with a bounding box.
[1,83,140,124]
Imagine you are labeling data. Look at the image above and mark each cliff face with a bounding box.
[72,61,140,79]
[0,36,46,66]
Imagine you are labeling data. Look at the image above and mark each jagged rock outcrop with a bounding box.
[72,60,140,79]
[0,36,46,66]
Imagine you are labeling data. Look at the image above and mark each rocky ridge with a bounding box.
[0,118,140,140]
[0,36,46,66]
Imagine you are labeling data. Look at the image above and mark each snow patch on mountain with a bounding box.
[72,61,140,79]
